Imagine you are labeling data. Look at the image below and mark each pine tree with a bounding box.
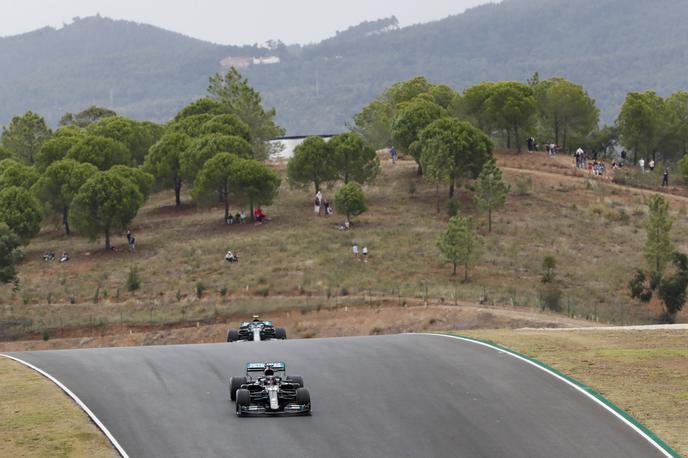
[437,215,483,281]
[474,157,509,232]
[644,195,673,275]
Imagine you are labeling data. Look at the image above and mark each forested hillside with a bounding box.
[0,16,261,126]
[2,0,688,133]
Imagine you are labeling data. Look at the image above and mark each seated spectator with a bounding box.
[227,214,236,225]
[225,250,239,263]
[254,207,269,223]
[59,251,69,263]
[323,199,333,216]
[235,212,242,224]
[337,220,351,230]
[43,251,55,261]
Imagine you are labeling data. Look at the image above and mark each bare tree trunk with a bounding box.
[453,262,457,275]
[105,229,111,250]
[174,178,182,207]
[554,115,560,146]
[436,182,440,214]
[223,185,229,222]
[464,262,469,282]
[63,206,70,235]
[488,208,492,233]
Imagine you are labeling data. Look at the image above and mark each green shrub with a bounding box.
[126,267,140,292]
[447,199,459,217]
[513,175,532,196]
[539,284,562,312]
[195,282,206,298]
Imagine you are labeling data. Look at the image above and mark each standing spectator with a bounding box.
[575,147,584,167]
[352,242,359,259]
[390,146,398,164]
[527,137,534,153]
[314,191,322,216]
[662,169,669,187]
[129,236,136,252]
[362,245,368,263]
[639,158,645,172]
[621,150,627,161]
[126,230,132,245]
[649,159,656,172]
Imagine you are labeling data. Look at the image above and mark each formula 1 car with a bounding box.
[226,316,286,342]
[229,362,311,416]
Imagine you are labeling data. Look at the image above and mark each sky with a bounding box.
[0,0,492,45]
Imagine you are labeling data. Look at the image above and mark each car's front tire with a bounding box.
[236,389,250,416]
[227,329,240,342]
[229,376,247,401]
[295,387,310,406]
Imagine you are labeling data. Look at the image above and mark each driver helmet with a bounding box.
[264,366,274,377]
[252,315,261,322]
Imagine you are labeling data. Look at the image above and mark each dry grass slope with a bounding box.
[1,151,686,340]
[0,357,117,458]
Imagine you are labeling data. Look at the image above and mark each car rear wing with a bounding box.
[246,362,286,372]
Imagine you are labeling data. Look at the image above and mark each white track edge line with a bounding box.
[414,333,673,458]
[1,353,129,458]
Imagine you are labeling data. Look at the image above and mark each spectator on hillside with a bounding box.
[621,150,627,161]
[649,159,656,172]
[323,199,332,216]
[129,236,136,252]
[314,191,322,216]
[60,251,69,263]
[227,214,236,225]
[126,230,132,245]
[235,212,242,224]
[390,146,398,164]
[575,147,584,168]
[352,242,359,258]
[662,169,669,187]
[362,245,368,263]
[254,207,269,223]
[239,211,247,223]
[527,137,535,153]
[225,250,239,263]
[639,158,645,172]
[43,251,55,261]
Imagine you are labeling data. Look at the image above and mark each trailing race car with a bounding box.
[227,316,286,342]
[229,362,311,416]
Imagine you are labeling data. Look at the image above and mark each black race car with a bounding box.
[227,316,286,342]
[229,362,311,416]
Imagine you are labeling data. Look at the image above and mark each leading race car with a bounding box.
[229,362,311,416]
[227,316,287,342]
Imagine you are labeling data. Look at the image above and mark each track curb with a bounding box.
[0,353,129,458]
[423,333,681,458]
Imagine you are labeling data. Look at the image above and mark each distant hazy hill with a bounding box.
[2,1,688,134]
[0,16,260,126]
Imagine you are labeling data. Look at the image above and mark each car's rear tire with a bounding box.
[295,387,310,405]
[227,329,240,342]
[275,327,287,339]
[236,389,250,416]
[229,376,246,401]
[287,375,304,388]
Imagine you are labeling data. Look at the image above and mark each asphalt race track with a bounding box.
[6,334,667,457]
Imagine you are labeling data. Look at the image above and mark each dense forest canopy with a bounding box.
[2,0,688,134]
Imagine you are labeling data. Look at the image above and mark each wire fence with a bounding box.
[0,284,663,341]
